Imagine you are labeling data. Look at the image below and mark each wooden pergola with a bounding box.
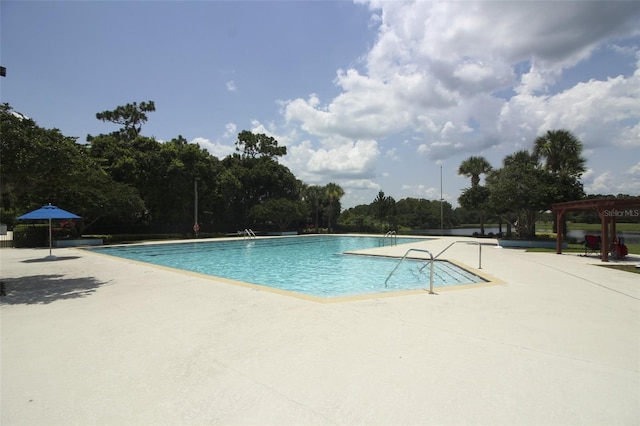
[552,197,640,261]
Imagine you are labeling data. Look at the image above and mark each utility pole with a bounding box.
[440,164,444,236]
[193,178,199,237]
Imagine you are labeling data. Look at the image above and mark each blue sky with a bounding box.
[2,1,639,209]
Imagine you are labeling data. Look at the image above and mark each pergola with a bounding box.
[552,197,640,261]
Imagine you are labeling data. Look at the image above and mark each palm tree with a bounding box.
[533,129,586,177]
[303,184,323,232]
[324,182,345,232]
[458,156,492,235]
[504,150,538,168]
[458,156,492,187]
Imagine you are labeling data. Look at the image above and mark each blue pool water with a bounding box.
[91,236,486,298]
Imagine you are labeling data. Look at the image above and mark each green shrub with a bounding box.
[13,224,48,248]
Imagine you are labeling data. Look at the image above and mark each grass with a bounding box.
[527,242,640,255]
[596,264,640,274]
[564,222,640,232]
[468,222,640,232]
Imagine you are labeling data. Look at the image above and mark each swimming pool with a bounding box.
[91,235,486,298]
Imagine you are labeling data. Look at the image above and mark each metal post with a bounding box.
[194,178,199,236]
[440,164,443,236]
[48,218,53,257]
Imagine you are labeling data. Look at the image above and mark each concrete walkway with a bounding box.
[1,236,638,425]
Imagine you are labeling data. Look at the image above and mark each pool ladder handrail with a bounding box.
[432,240,482,269]
[380,230,397,246]
[384,248,435,294]
[243,228,256,239]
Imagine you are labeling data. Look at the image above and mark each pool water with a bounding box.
[91,236,486,298]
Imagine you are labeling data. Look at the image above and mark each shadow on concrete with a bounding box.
[21,256,81,263]
[592,254,640,264]
[0,274,108,305]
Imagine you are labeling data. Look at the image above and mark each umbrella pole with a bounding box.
[49,218,52,257]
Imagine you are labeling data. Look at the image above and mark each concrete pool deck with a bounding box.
[1,236,638,425]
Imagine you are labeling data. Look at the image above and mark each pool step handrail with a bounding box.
[380,230,397,246]
[385,248,435,294]
[433,240,482,269]
[243,228,256,239]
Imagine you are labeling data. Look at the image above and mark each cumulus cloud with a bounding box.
[278,1,640,205]
[401,184,445,201]
[285,1,639,158]
[385,147,399,161]
[191,137,235,159]
[284,137,379,182]
[279,137,382,208]
[500,68,640,150]
[584,171,615,194]
[223,122,237,139]
[629,161,640,176]
[226,80,237,92]
[309,139,378,177]
[621,161,640,193]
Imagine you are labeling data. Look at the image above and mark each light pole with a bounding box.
[194,177,199,237]
[440,164,444,236]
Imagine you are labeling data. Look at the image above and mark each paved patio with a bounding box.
[1,236,638,425]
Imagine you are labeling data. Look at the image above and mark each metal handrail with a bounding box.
[380,230,397,246]
[243,229,256,239]
[385,248,435,294]
[432,240,482,269]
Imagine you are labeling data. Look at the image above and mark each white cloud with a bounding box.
[385,147,399,161]
[223,122,237,139]
[281,137,381,208]
[582,165,640,196]
[284,1,640,161]
[501,69,640,151]
[417,144,429,155]
[584,171,614,194]
[401,184,445,201]
[516,62,556,95]
[279,1,640,205]
[620,161,640,194]
[628,161,640,176]
[191,137,235,159]
[306,138,379,178]
[226,80,237,92]
[453,61,495,83]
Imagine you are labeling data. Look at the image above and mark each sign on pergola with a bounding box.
[552,197,640,262]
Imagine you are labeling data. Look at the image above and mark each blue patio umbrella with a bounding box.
[17,204,81,259]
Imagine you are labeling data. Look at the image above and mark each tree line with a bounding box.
[455,130,639,238]
[3,101,634,239]
[0,102,346,236]
[338,130,637,238]
[338,130,587,237]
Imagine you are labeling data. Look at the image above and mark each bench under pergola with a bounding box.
[552,197,640,262]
